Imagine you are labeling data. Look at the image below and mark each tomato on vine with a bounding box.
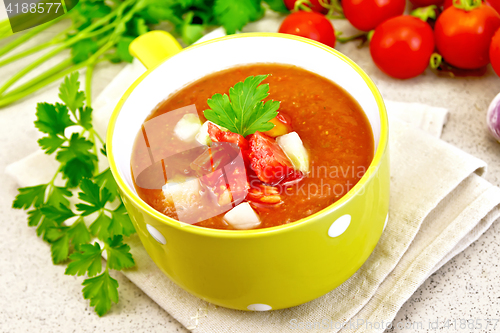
[370,16,435,79]
[278,11,336,48]
[490,28,500,75]
[435,1,500,69]
[342,0,406,31]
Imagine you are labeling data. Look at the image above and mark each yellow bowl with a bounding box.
[107,31,390,311]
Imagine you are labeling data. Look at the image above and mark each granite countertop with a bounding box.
[1,14,499,333]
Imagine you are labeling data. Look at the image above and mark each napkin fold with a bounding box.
[6,34,500,333]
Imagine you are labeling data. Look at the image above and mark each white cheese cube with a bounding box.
[162,177,201,209]
[174,114,202,142]
[223,202,261,230]
[276,132,309,173]
[195,121,227,146]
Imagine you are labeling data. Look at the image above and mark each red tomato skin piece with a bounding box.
[284,0,330,13]
[247,131,294,185]
[207,122,249,150]
[490,28,500,75]
[278,11,336,48]
[342,0,406,32]
[435,5,500,69]
[370,16,435,79]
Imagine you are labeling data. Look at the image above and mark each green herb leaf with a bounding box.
[82,271,119,317]
[56,133,97,187]
[40,204,75,224]
[133,17,149,36]
[76,106,93,130]
[45,225,69,243]
[68,220,92,248]
[46,186,73,208]
[109,204,135,237]
[182,11,204,45]
[38,135,66,154]
[35,102,74,137]
[116,36,135,63]
[214,0,262,34]
[95,168,119,202]
[203,75,279,136]
[106,235,135,270]
[36,214,58,239]
[263,0,290,13]
[90,212,112,240]
[65,242,103,277]
[51,233,70,264]
[71,39,100,64]
[27,208,44,227]
[58,72,85,113]
[13,185,47,209]
[76,179,111,216]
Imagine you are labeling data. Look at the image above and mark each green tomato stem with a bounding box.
[430,53,442,69]
[454,0,482,10]
[293,0,313,12]
[410,5,438,22]
[336,31,367,43]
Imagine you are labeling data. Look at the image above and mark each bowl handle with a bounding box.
[129,31,183,70]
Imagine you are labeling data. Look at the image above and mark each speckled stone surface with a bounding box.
[1,14,500,333]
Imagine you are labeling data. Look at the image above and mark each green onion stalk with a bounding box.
[0,0,148,108]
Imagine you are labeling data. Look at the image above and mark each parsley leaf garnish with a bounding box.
[214,0,263,34]
[106,235,135,270]
[65,243,103,277]
[12,184,47,209]
[82,271,119,317]
[203,75,280,137]
[12,74,136,316]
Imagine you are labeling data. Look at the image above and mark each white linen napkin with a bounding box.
[6,32,500,333]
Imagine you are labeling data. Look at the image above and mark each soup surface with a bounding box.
[131,63,374,230]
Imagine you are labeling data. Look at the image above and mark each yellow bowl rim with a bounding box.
[106,32,388,239]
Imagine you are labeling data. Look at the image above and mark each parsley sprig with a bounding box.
[203,74,280,137]
[12,73,136,316]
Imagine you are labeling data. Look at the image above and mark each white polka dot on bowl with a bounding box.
[328,214,351,238]
[247,304,272,311]
[383,213,389,231]
[146,224,167,245]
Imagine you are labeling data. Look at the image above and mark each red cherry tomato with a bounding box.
[278,11,336,48]
[410,0,444,8]
[435,5,500,69]
[490,28,500,75]
[488,0,500,13]
[284,0,330,13]
[370,16,435,79]
[342,0,406,31]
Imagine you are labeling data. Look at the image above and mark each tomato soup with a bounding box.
[131,64,374,230]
